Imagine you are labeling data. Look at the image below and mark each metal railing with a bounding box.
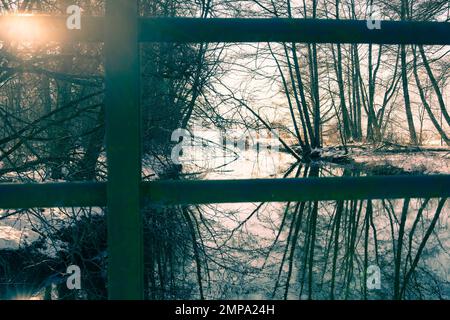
[1,175,450,209]
[0,1,449,299]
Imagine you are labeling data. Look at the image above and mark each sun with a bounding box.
[0,14,49,42]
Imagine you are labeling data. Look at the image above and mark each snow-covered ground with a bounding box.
[353,150,450,174]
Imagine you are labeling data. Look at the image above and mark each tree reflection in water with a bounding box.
[0,163,448,300]
[196,164,449,300]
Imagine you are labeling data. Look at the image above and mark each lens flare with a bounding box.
[0,14,48,42]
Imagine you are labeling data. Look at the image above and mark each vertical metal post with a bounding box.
[104,0,143,299]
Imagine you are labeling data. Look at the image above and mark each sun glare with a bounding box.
[12,295,42,300]
[0,14,49,42]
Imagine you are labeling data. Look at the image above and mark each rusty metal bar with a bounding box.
[144,175,450,204]
[1,175,449,209]
[0,17,449,45]
[0,182,106,208]
[139,18,450,45]
[0,15,104,42]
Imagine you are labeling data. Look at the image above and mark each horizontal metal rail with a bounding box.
[0,182,106,208]
[139,18,450,44]
[0,175,449,209]
[0,17,449,44]
[144,175,450,205]
[0,16,103,42]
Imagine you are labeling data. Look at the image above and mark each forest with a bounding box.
[0,0,449,300]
